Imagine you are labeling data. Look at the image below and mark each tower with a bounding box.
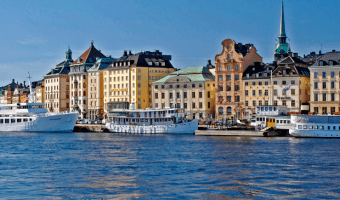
[66,47,73,62]
[274,1,291,61]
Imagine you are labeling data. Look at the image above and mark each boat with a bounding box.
[289,114,340,138]
[106,104,198,134]
[0,73,79,132]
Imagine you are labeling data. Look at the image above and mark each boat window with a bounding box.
[29,118,32,121]
[11,119,15,123]
[0,119,2,123]
[303,125,307,129]
[265,107,268,111]
[141,119,144,122]
[276,120,279,123]
[328,126,331,130]
[320,126,324,130]
[283,120,286,124]
[298,125,302,129]
[17,118,21,123]
[269,107,273,111]
[132,119,135,122]
[145,119,148,122]
[5,119,9,123]
[315,126,318,129]
[23,118,28,122]
[280,120,283,123]
[261,107,264,111]
[309,125,313,129]
[287,120,290,124]
[333,126,336,130]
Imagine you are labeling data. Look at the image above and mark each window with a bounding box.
[235,96,240,102]
[291,89,295,95]
[161,93,165,99]
[227,75,231,81]
[235,65,239,71]
[314,93,318,101]
[274,81,277,85]
[208,102,210,108]
[265,81,269,85]
[323,82,327,89]
[331,81,335,89]
[184,92,187,98]
[227,107,232,115]
[227,96,232,102]
[227,54,230,59]
[259,100,262,106]
[322,72,327,78]
[314,82,318,89]
[235,85,240,91]
[329,61,334,66]
[331,71,335,78]
[219,85,223,91]
[192,92,195,98]
[192,102,195,108]
[245,90,249,96]
[323,93,327,101]
[282,100,286,106]
[138,76,141,80]
[218,75,223,81]
[319,61,323,66]
[169,93,173,98]
[219,66,222,71]
[265,100,268,106]
[259,90,262,96]
[274,89,277,96]
[258,81,262,86]
[331,93,335,101]
[314,72,318,78]
[235,75,239,80]
[218,107,223,116]
[199,92,202,98]
[192,84,195,88]
[155,93,158,99]
[291,100,295,107]
[227,65,231,71]
[199,102,203,109]
[282,81,286,85]
[218,96,223,102]
[252,90,256,96]
[291,80,295,85]
[253,100,256,106]
[245,82,249,86]
[252,81,256,86]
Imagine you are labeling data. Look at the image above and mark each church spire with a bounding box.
[274,0,290,61]
[65,46,73,62]
[279,0,286,39]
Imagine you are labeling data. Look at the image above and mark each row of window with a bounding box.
[298,124,340,131]
[155,83,203,89]
[155,91,207,99]
[313,81,339,89]
[218,65,240,72]
[155,102,209,109]
[245,89,269,96]
[318,60,340,66]
[245,81,270,86]
[314,93,338,102]
[314,71,340,78]
[0,118,32,124]
[313,107,338,114]
[218,85,240,92]
[217,75,240,81]
[245,100,296,107]
[218,96,240,103]
[218,107,233,116]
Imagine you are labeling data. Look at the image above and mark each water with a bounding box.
[0,133,340,199]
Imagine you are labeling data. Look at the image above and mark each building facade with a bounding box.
[44,48,73,112]
[272,54,310,113]
[103,50,174,116]
[151,66,216,120]
[34,80,44,103]
[87,57,115,120]
[215,39,262,120]
[69,41,106,119]
[309,51,340,114]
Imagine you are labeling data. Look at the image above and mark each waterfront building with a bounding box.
[12,87,29,104]
[69,41,106,119]
[34,80,44,104]
[215,39,262,119]
[272,53,310,113]
[87,57,115,120]
[44,48,73,112]
[103,50,174,116]
[274,1,291,61]
[0,79,21,104]
[151,66,215,120]
[309,50,340,114]
[242,62,276,119]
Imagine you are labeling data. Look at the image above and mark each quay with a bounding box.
[74,124,107,132]
[195,129,264,137]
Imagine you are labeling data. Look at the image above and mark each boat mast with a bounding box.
[28,71,35,103]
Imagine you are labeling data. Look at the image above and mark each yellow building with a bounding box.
[103,50,174,116]
[87,57,115,120]
[69,41,106,119]
[34,80,44,104]
[151,66,216,120]
[309,51,340,114]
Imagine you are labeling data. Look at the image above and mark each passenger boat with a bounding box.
[106,104,198,134]
[0,74,79,132]
[289,115,340,138]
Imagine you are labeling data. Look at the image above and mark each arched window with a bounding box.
[227,107,232,115]
[218,107,223,116]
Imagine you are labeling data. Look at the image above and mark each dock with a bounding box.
[195,129,264,136]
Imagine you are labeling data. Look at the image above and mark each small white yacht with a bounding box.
[106,104,198,134]
[0,73,78,132]
[289,115,340,138]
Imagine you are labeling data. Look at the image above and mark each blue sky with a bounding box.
[0,0,339,86]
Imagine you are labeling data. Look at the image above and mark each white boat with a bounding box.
[289,115,340,138]
[0,73,79,132]
[106,104,198,134]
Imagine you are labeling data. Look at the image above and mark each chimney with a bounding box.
[129,50,132,55]
[24,81,26,87]
[293,53,298,58]
[288,52,292,57]
[311,52,315,56]
[207,60,212,65]
[124,50,127,56]
[332,50,336,52]
[254,62,261,67]
[238,43,242,48]
[12,79,15,83]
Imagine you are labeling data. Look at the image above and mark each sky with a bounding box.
[0,0,339,86]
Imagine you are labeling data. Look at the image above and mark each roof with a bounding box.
[272,65,310,77]
[72,41,106,65]
[107,50,174,69]
[311,51,340,66]
[278,56,308,65]
[243,62,277,79]
[152,66,215,84]
[88,57,116,72]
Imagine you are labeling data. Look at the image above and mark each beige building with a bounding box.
[87,57,115,120]
[151,66,216,120]
[44,48,73,112]
[103,50,174,116]
[215,39,262,119]
[33,80,44,103]
[69,41,106,119]
[309,51,340,114]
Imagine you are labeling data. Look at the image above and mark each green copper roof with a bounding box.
[274,43,290,54]
[153,66,215,84]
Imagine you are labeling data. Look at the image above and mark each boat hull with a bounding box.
[0,112,79,132]
[289,129,340,138]
[106,120,199,134]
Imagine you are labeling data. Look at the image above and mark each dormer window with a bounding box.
[148,61,152,66]
[319,61,323,66]
[283,70,286,76]
[256,73,259,78]
[252,67,255,71]
[264,73,267,77]
[329,61,333,66]
[246,73,249,78]
[155,62,159,66]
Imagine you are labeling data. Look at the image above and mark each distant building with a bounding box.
[44,48,73,112]
[103,50,174,116]
[215,39,262,119]
[87,57,115,120]
[272,53,310,113]
[301,51,323,66]
[69,41,106,119]
[151,66,216,120]
[34,80,44,104]
[0,79,24,104]
[309,50,340,114]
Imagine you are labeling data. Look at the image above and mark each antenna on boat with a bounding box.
[28,71,35,103]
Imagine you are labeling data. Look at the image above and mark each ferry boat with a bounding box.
[289,115,340,138]
[0,73,79,132]
[106,104,198,134]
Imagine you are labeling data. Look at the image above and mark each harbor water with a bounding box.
[1,132,340,199]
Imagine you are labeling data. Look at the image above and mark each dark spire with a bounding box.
[279,0,287,43]
[66,46,73,62]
